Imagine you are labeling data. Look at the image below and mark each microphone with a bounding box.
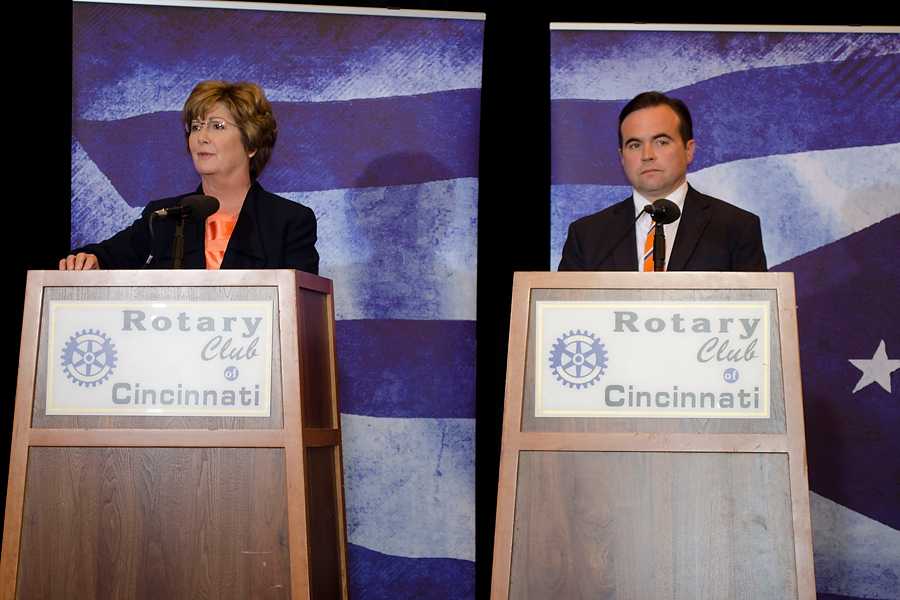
[153,195,220,220]
[643,198,681,224]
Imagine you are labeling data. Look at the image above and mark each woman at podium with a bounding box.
[59,80,319,274]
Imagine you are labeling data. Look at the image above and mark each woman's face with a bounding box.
[187,102,255,180]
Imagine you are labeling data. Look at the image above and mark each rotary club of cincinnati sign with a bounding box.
[47,301,274,417]
[536,301,770,419]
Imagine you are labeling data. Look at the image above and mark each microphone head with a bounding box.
[179,194,220,221]
[648,198,681,224]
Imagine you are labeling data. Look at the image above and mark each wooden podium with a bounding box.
[1,270,349,599]
[492,272,815,599]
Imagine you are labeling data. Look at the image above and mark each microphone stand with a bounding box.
[646,197,680,272]
[652,220,666,271]
[172,213,187,269]
[157,195,219,269]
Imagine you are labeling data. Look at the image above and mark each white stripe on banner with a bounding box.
[550,143,900,269]
[287,178,478,321]
[551,33,898,100]
[71,138,477,322]
[690,143,900,266]
[810,491,900,599]
[340,414,475,562]
[71,140,143,246]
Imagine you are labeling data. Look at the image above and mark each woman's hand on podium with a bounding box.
[59,253,100,270]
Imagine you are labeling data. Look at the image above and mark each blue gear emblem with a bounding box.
[61,329,118,387]
[549,330,608,389]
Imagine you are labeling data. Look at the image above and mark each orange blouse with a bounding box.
[204,212,238,269]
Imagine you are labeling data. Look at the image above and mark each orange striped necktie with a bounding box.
[642,224,656,271]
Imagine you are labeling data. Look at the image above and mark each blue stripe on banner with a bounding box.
[73,90,482,206]
[337,320,475,418]
[551,54,900,185]
[550,30,899,100]
[348,544,474,600]
[73,3,484,117]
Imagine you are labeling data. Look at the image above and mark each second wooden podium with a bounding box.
[492,272,815,599]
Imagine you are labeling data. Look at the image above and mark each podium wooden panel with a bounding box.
[491,272,815,599]
[1,270,349,599]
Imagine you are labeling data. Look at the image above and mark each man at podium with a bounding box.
[558,91,766,272]
[59,80,319,274]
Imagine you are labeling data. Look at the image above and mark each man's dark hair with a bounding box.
[618,91,693,148]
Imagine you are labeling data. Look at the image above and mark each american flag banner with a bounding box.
[72,2,483,597]
[550,24,899,600]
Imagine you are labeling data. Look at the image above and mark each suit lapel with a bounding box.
[667,186,711,271]
[612,198,639,270]
[221,183,266,269]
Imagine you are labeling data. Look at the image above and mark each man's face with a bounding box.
[619,104,695,200]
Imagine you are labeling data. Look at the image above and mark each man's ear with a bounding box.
[685,139,696,165]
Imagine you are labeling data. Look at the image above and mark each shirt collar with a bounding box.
[633,180,689,221]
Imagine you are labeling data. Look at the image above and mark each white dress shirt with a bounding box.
[633,181,689,271]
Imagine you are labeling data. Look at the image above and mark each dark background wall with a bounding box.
[2,3,888,598]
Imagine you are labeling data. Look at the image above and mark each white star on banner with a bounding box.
[849,340,900,394]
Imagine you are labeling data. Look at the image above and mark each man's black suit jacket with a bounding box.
[77,181,319,274]
[558,186,766,272]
